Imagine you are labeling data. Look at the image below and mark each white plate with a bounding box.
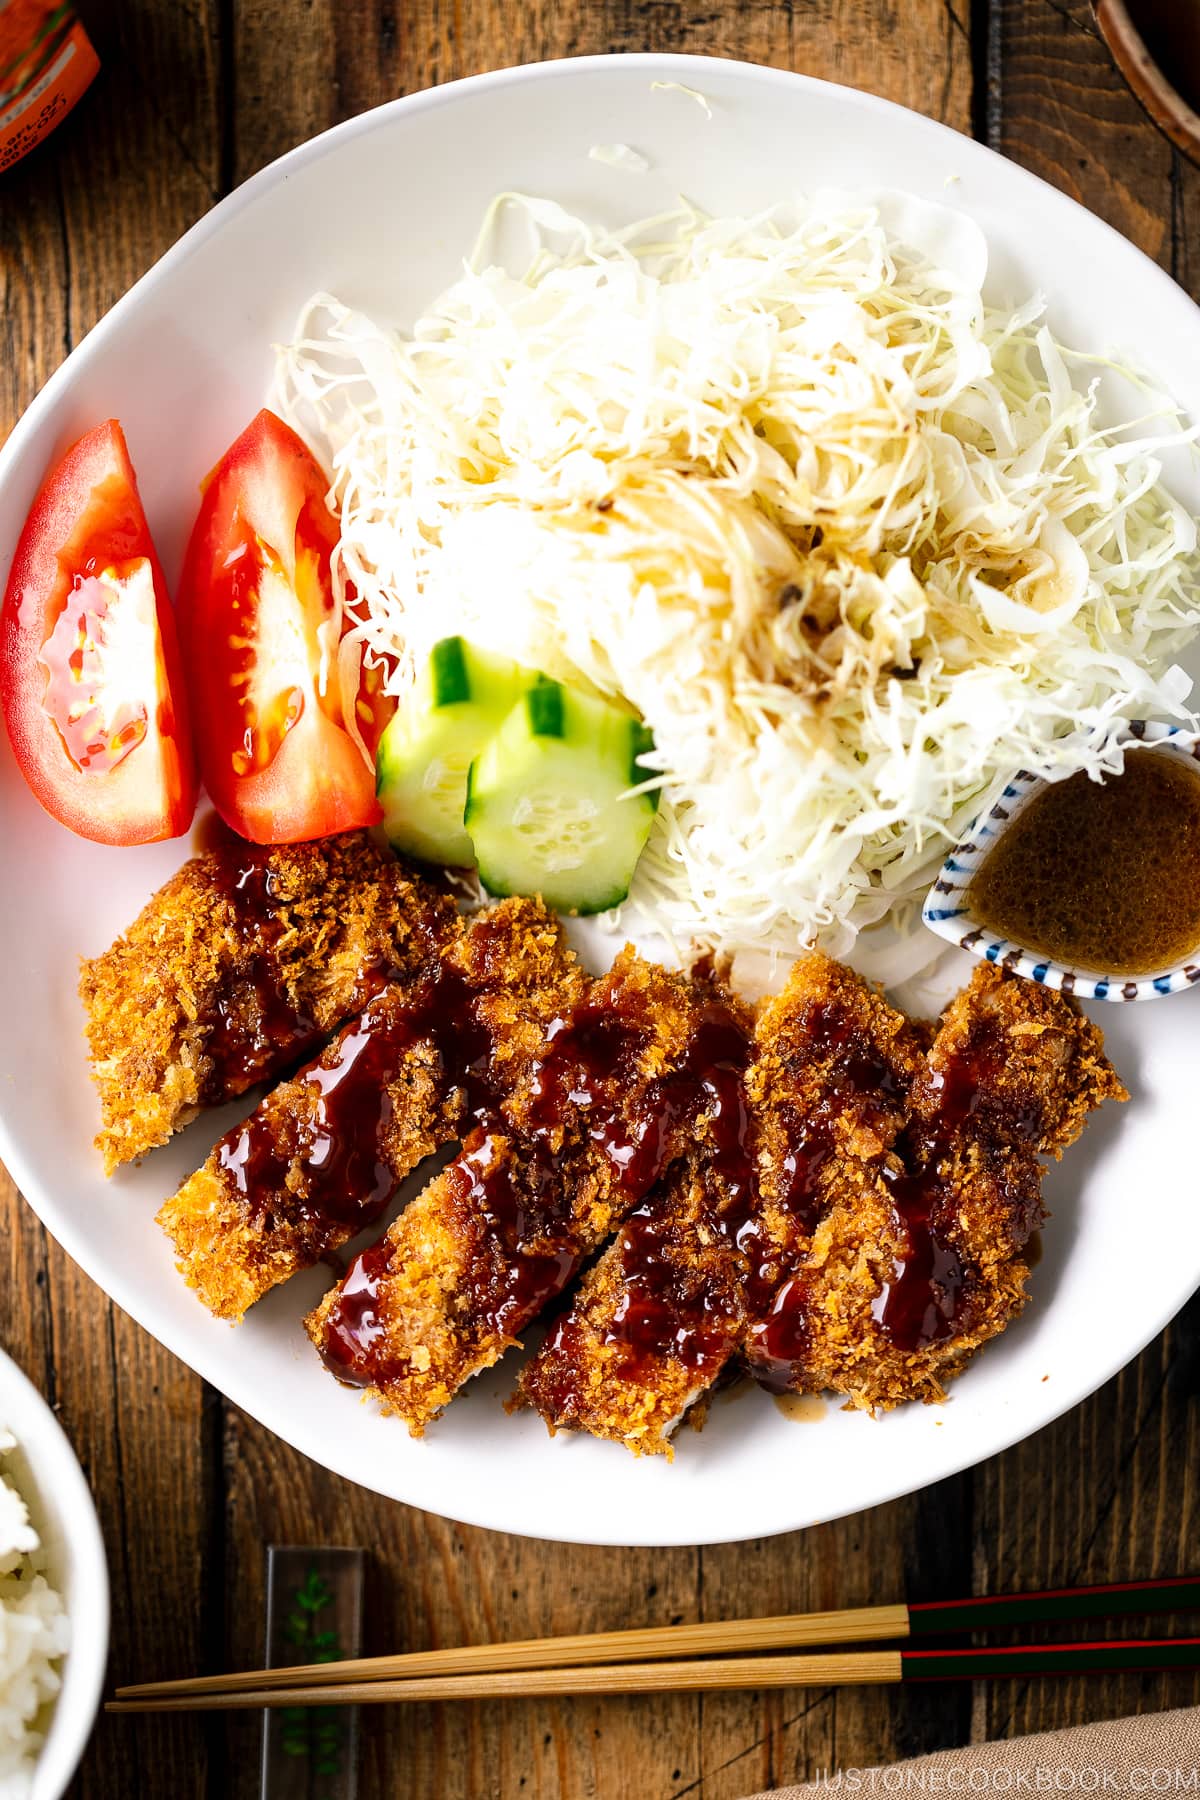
[2,54,1199,1547]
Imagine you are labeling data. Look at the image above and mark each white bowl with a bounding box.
[0,1349,108,1800]
[2,54,1200,1546]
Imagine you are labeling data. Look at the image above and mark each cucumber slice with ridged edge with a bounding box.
[465,679,658,914]
[376,636,534,865]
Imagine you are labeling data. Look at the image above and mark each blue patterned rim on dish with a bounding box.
[921,720,1200,1002]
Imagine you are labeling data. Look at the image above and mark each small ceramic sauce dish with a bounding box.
[922,720,1200,1002]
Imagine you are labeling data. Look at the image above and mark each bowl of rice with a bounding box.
[0,1348,108,1799]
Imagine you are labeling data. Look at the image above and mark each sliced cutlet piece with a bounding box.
[739,952,927,1396]
[519,951,924,1455]
[925,962,1127,1160]
[80,832,457,1173]
[516,1155,750,1457]
[778,963,1127,1411]
[157,898,584,1323]
[305,952,754,1432]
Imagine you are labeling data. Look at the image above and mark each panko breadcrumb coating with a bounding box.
[784,964,1129,1411]
[157,897,583,1323]
[304,952,754,1432]
[80,833,456,1173]
[740,953,931,1396]
[519,957,1125,1453]
[520,952,926,1455]
[753,960,1126,1413]
[93,817,1126,1455]
[516,1156,748,1456]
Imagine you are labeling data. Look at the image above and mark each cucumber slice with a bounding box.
[376,637,533,866]
[465,680,658,914]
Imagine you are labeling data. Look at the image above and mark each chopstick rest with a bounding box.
[260,1546,364,1800]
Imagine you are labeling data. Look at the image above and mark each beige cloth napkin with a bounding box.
[740,1707,1200,1800]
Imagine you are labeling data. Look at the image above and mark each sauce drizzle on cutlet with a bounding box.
[198,852,325,1095]
[542,986,942,1402]
[535,997,918,1394]
[320,979,756,1390]
[872,1018,1041,1352]
[318,1237,394,1377]
[873,1157,966,1351]
[605,1208,742,1371]
[219,952,497,1232]
[197,843,454,1102]
[443,1132,580,1335]
[526,1003,752,1201]
[739,996,919,1379]
[320,1131,579,1390]
[597,1038,754,1379]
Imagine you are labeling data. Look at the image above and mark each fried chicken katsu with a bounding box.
[519,953,927,1454]
[519,958,1125,1451]
[157,897,584,1323]
[304,953,754,1432]
[81,833,456,1173]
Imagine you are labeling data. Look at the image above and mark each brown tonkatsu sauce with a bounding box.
[321,1237,393,1374]
[742,999,921,1378]
[970,749,1200,976]
[324,957,1036,1400]
[600,1042,754,1379]
[190,832,451,1101]
[319,981,758,1391]
[606,1221,740,1373]
[526,1003,751,1202]
[224,949,499,1234]
[441,1135,579,1334]
[873,1158,966,1353]
[197,850,324,1096]
[579,987,980,1395]
[320,1133,579,1390]
[190,807,246,856]
[559,984,996,1394]
[524,1024,758,1412]
[875,1016,1043,1353]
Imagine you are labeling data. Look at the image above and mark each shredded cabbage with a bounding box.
[274,193,1200,960]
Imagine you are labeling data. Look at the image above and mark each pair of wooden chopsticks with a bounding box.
[108,1575,1200,1714]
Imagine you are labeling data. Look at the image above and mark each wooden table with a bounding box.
[3,3,1200,1795]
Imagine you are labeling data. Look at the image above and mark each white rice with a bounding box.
[0,1425,69,1798]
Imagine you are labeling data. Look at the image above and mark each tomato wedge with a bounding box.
[0,420,198,844]
[178,409,382,843]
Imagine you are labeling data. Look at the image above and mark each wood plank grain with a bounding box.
[0,147,67,438]
[689,1467,972,1798]
[0,1167,218,1798]
[218,1402,703,1798]
[991,0,1174,262]
[973,1298,1200,1742]
[227,0,971,184]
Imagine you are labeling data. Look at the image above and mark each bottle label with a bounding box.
[0,4,100,174]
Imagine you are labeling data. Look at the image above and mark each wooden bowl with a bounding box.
[1094,0,1200,165]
